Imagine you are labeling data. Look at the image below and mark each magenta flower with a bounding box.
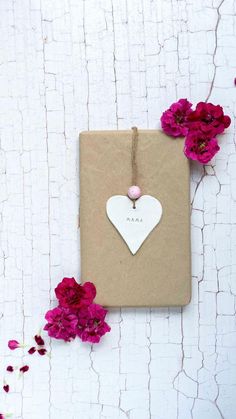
[6,366,14,373]
[19,365,29,374]
[8,340,20,350]
[55,278,96,310]
[184,130,220,164]
[76,303,111,344]
[187,102,231,136]
[161,98,193,137]
[44,306,78,342]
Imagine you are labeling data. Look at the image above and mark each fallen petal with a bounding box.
[8,340,20,350]
[34,335,45,346]
[28,347,36,355]
[38,348,47,356]
[19,365,29,374]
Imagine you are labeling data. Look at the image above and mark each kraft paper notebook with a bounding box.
[79,130,191,307]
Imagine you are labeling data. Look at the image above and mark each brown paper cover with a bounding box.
[80,130,191,307]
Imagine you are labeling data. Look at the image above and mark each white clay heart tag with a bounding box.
[106,195,163,254]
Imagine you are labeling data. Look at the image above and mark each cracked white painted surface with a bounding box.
[0,0,235,418]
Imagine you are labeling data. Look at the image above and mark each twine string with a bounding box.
[131,126,138,186]
[131,126,139,208]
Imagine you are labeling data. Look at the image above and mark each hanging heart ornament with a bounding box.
[106,195,163,255]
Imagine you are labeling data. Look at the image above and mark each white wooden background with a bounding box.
[0,0,235,418]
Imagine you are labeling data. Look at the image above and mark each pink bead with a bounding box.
[127,185,142,200]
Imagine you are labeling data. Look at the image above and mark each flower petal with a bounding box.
[8,340,20,350]
[28,347,36,355]
[34,335,45,346]
[19,365,29,373]
[38,348,47,356]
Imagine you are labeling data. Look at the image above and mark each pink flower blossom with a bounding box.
[0,414,4,419]
[6,366,14,373]
[8,340,20,350]
[161,98,193,137]
[184,130,220,164]
[19,365,29,374]
[55,278,96,310]
[187,102,231,136]
[76,303,111,344]
[44,306,78,342]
